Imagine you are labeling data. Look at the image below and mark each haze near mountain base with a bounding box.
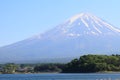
[0,13,120,63]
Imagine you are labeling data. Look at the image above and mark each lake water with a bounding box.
[0,73,120,80]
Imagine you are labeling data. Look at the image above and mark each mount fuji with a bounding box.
[0,13,120,63]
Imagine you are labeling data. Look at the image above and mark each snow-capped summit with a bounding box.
[0,13,120,63]
[40,13,120,39]
[66,13,120,35]
[68,13,93,23]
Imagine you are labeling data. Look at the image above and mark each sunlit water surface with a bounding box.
[0,73,120,80]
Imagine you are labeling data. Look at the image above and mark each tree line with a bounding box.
[62,54,120,73]
[0,54,120,74]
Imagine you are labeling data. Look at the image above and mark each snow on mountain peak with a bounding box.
[64,13,120,35]
[31,13,120,39]
[69,13,92,23]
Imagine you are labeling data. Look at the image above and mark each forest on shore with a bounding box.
[0,54,120,74]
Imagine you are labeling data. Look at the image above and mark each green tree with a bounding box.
[3,63,18,74]
[62,54,120,73]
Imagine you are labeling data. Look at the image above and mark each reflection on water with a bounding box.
[0,73,120,80]
[96,78,120,80]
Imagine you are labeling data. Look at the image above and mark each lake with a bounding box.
[0,73,120,80]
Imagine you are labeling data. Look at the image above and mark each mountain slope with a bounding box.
[0,13,120,63]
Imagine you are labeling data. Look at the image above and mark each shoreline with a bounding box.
[1,71,120,74]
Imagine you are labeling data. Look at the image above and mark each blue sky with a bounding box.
[0,0,120,47]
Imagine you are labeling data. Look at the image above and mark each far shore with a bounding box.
[1,71,120,74]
